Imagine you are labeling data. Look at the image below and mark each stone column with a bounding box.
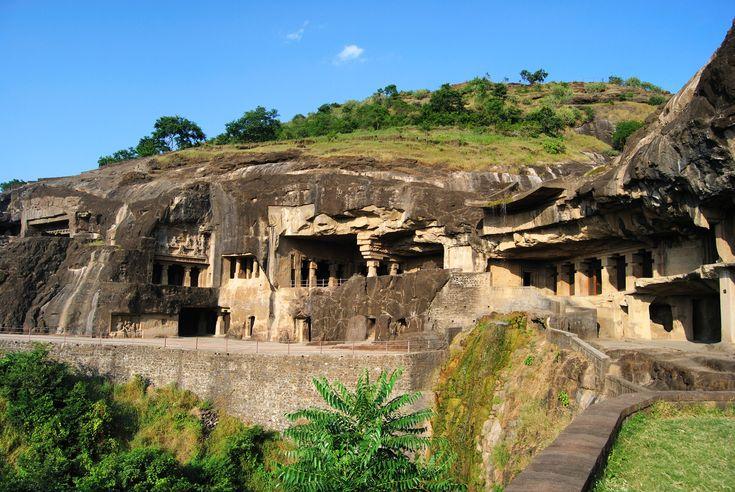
[601,257,616,294]
[161,264,169,286]
[308,260,317,288]
[625,252,637,291]
[183,266,192,287]
[328,263,338,287]
[389,261,399,276]
[715,220,735,263]
[720,268,735,344]
[234,257,242,279]
[367,259,379,277]
[574,261,589,296]
[556,264,570,296]
[253,259,259,278]
[244,258,252,279]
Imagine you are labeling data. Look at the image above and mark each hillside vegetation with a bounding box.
[96,75,669,172]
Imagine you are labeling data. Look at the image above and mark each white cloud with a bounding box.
[335,44,364,64]
[286,21,309,42]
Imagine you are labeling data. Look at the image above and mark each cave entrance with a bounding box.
[692,297,721,343]
[649,302,674,333]
[178,308,217,337]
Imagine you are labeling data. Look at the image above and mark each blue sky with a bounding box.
[1,1,732,182]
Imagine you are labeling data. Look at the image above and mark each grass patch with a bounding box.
[594,401,735,491]
[169,126,611,173]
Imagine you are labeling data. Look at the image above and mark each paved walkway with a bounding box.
[593,338,735,357]
[0,333,432,356]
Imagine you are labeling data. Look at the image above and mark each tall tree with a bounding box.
[151,115,206,150]
[221,106,281,143]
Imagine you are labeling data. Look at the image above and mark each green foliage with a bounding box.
[586,82,607,93]
[648,94,667,106]
[520,69,549,85]
[525,107,565,137]
[608,75,623,85]
[0,179,26,192]
[432,315,530,489]
[523,355,534,366]
[612,120,644,150]
[0,348,280,491]
[98,115,205,166]
[151,115,206,151]
[557,391,570,407]
[279,368,462,491]
[218,106,282,144]
[98,148,138,166]
[542,138,566,155]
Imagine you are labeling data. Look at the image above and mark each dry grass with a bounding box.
[168,126,611,173]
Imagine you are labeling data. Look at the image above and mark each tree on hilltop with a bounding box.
[151,115,206,151]
[520,68,549,85]
[218,106,282,144]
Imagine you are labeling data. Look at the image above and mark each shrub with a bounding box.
[612,120,644,150]
[586,82,606,93]
[648,94,667,106]
[279,369,462,491]
[608,75,624,85]
[525,107,565,136]
[557,390,570,407]
[0,179,26,192]
[523,355,535,366]
[542,138,566,155]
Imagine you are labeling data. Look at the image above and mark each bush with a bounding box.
[608,75,623,85]
[612,120,644,150]
[648,94,667,106]
[0,179,26,192]
[525,107,565,136]
[542,138,566,154]
[586,82,606,93]
[98,148,138,166]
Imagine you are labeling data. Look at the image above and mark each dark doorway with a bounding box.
[615,256,627,291]
[377,262,389,276]
[168,265,185,286]
[522,271,532,287]
[152,264,163,284]
[190,267,200,287]
[178,308,217,336]
[248,316,255,337]
[649,302,673,332]
[692,298,721,343]
[587,259,602,295]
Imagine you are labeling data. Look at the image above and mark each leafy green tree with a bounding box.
[278,368,462,491]
[151,116,206,151]
[520,68,549,85]
[612,120,644,150]
[135,136,169,157]
[0,179,26,192]
[427,84,465,115]
[608,75,624,85]
[525,106,564,136]
[221,106,281,143]
[98,148,137,167]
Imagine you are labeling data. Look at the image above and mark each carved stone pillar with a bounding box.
[183,266,192,287]
[161,264,169,286]
[308,260,317,288]
[720,268,735,344]
[328,263,338,287]
[574,261,589,296]
[367,259,379,278]
[625,252,639,291]
[556,263,571,296]
[234,257,242,279]
[601,256,616,294]
[389,261,399,276]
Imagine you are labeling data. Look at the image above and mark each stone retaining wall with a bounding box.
[545,327,611,388]
[0,339,444,430]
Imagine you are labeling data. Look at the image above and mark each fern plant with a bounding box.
[278,368,463,491]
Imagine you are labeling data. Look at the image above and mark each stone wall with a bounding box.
[0,339,444,430]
